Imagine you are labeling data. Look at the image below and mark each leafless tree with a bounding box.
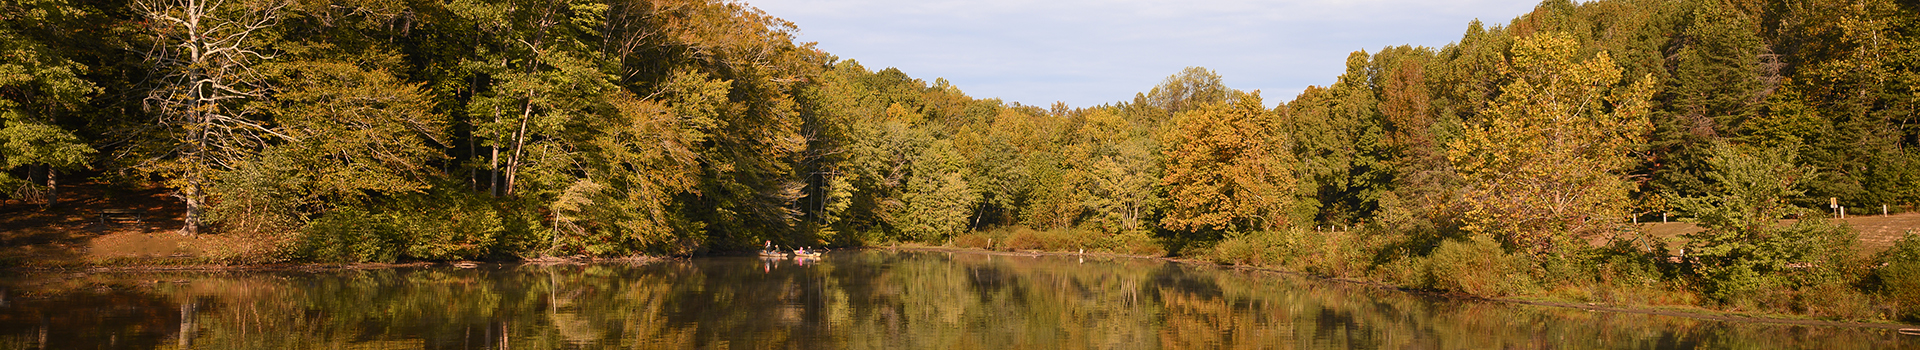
[137,0,290,235]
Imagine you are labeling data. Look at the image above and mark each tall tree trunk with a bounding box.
[490,145,501,197]
[44,168,56,209]
[505,99,533,196]
[139,0,285,235]
[181,108,204,236]
[490,107,502,197]
[182,169,204,236]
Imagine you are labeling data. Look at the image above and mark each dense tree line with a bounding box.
[3,0,1919,286]
[2,0,840,259]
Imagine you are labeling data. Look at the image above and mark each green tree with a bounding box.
[1670,143,1854,301]
[551,71,715,255]
[842,104,979,241]
[1428,20,1513,129]
[1284,51,1392,225]
[1071,108,1161,233]
[957,112,1028,228]
[205,57,450,238]
[802,61,990,243]
[449,0,612,198]
[0,0,97,207]
[1646,0,1768,200]
[633,0,825,250]
[260,60,445,204]
[1771,0,1920,211]
[1370,46,1463,236]
[898,137,977,240]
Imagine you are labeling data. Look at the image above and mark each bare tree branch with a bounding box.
[137,0,289,235]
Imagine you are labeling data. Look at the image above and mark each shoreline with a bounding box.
[10,245,1919,332]
[885,245,1920,332]
[0,255,668,274]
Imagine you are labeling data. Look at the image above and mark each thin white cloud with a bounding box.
[749,0,1543,107]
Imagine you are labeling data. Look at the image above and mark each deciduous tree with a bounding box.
[1160,90,1295,234]
[1447,32,1656,256]
[136,0,290,235]
[0,0,97,207]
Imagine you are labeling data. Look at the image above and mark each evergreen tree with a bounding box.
[1285,51,1392,225]
[1647,0,1768,200]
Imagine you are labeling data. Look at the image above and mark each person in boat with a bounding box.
[761,241,786,257]
[794,246,826,258]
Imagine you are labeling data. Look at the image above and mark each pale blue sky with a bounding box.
[749,0,1545,108]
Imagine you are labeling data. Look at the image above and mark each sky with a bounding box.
[747,0,1546,108]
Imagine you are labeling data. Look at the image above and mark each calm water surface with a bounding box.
[1,249,1916,349]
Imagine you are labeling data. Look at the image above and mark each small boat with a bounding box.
[792,247,824,258]
[760,240,789,257]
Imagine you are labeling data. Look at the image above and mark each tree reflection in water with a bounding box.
[1,250,1916,349]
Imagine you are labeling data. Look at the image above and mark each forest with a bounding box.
[5,0,1920,320]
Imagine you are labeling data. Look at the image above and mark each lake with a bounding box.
[1,249,1915,349]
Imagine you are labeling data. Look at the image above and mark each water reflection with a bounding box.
[1,250,1916,349]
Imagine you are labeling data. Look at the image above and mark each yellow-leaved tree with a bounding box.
[1159,90,1296,235]
[1446,32,1656,256]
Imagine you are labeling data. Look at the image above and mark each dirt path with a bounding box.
[0,172,194,267]
[1641,212,1920,253]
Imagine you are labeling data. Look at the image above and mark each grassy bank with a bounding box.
[942,227,1167,256]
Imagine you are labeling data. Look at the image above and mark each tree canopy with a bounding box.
[2,0,1917,265]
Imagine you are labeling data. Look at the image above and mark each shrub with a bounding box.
[207,155,305,237]
[385,188,504,260]
[1873,232,1920,321]
[1103,231,1167,256]
[1666,143,1865,305]
[1689,219,1858,304]
[951,231,998,250]
[1002,227,1049,250]
[1426,236,1534,296]
[949,227,1165,255]
[1001,227,1099,251]
[295,207,400,263]
[1296,229,1381,278]
[1572,236,1680,305]
[1195,228,1383,279]
[1209,231,1281,266]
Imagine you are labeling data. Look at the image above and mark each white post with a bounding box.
[1840,206,1846,219]
[1662,212,1667,223]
